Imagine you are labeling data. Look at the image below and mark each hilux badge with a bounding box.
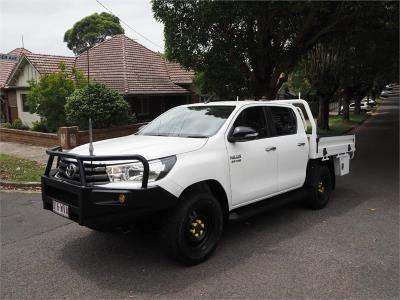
[66,164,77,178]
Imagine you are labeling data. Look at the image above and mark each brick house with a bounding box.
[1,34,196,126]
[0,48,32,123]
[3,51,75,125]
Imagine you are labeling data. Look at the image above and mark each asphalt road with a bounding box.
[1,94,399,299]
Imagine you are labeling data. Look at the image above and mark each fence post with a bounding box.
[58,126,79,149]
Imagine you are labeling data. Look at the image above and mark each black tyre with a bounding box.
[159,191,223,265]
[307,165,332,209]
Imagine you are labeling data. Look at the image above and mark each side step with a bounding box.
[229,188,309,222]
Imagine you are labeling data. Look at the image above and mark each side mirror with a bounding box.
[228,126,259,142]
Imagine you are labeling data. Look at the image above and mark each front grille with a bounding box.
[57,159,110,184]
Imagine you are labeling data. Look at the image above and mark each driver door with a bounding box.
[225,106,278,207]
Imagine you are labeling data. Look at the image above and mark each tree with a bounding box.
[64,12,124,55]
[27,63,85,132]
[65,82,132,129]
[298,42,345,130]
[338,1,398,119]
[153,1,364,99]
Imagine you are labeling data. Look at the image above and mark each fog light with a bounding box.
[118,194,127,204]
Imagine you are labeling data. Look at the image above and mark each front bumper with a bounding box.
[41,146,178,228]
[42,175,178,228]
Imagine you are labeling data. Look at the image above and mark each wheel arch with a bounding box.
[320,158,336,190]
[180,180,230,223]
[305,158,336,190]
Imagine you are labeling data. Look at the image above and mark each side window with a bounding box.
[270,106,297,136]
[21,94,29,112]
[232,106,269,139]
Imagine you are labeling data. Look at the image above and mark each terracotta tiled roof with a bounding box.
[2,36,194,95]
[8,48,31,56]
[0,48,31,87]
[0,59,17,88]
[24,53,75,75]
[165,61,194,85]
[75,35,193,95]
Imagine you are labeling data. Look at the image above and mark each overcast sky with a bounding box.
[0,0,165,56]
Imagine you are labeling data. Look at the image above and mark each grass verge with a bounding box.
[0,154,45,182]
[318,98,383,135]
[320,113,369,135]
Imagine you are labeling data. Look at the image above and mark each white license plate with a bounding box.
[52,200,69,218]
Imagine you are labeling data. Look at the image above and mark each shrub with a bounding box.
[2,118,29,130]
[27,63,85,132]
[65,82,132,129]
[31,119,49,133]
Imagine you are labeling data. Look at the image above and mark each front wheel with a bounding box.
[159,191,223,265]
[306,165,333,209]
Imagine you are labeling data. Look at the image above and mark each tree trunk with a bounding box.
[354,97,362,115]
[317,94,330,130]
[342,89,353,121]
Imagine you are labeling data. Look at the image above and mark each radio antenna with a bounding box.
[86,46,94,156]
[89,118,94,156]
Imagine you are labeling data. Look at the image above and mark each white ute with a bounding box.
[42,99,355,265]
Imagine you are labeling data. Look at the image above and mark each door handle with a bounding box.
[265,146,276,152]
[297,142,306,147]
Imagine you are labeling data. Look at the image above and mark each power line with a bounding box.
[94,0,163,50]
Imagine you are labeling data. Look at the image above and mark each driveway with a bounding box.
[1,94,399,299]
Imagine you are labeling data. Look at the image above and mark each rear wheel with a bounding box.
[159,191,223,265]
[307,165,332,209]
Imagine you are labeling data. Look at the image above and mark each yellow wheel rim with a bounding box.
[318,182,325,193]
[189,219,206,240]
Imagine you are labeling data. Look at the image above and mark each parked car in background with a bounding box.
[380,90,390,97]
[362,98,377,107]
[385,83,397,90]
[340,102,371,113]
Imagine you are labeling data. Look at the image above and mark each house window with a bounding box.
[21,94,30,112]
[138,98,150,116]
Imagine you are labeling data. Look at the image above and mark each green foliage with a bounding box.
[65,82,132,129]
[64,12,124,55]
[153,1,398,103]
[287,69,312,98]
[336,1,398,119]
[31,119,49,133]
[2,118,29,130]
[152,1,369,99]
[27,63,85,132]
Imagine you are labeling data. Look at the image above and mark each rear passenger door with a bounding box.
[267,106,309,191]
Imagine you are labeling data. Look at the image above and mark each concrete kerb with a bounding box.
[344,100,383,134]
[0,180,41,189]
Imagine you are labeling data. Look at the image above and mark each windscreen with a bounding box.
[139,105,235,138]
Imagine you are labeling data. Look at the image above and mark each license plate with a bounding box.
[52,200,69,218]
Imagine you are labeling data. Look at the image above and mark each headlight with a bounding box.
[106,156,176,183]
